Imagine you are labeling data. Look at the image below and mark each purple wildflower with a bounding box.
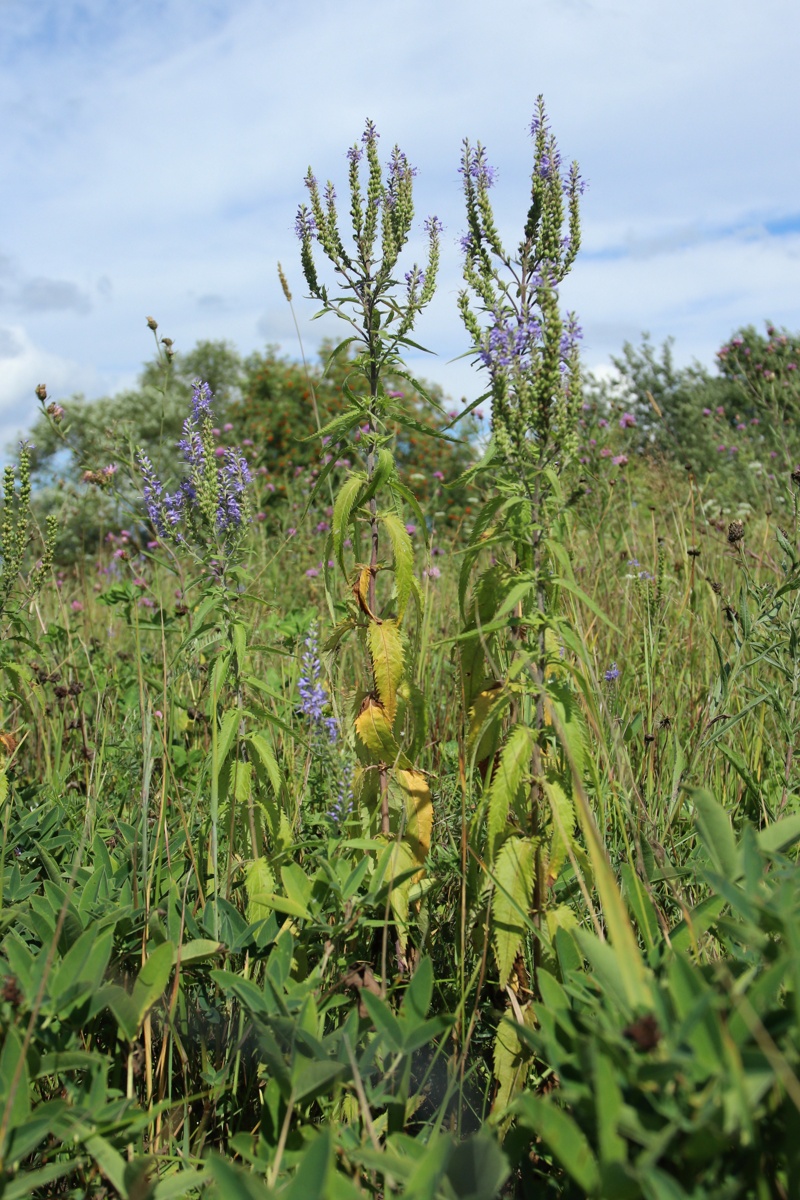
[298,624,338,745]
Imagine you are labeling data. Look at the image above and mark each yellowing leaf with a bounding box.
[492,1012,534,1115]
[386,839,418,937]
[353,565,380,622]
[492,836,536,987]
[397,769,433,868]
[355,696,409,767]
[467,684,507,764]
[368,619,405,725]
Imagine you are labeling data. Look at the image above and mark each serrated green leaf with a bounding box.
[486,725,533,864]
[368,619,404,724]
[380,510,415,620]
[245,858,275,925]
[246,732,282,793]
[542,772,575,887]
[332,474,366,570]
[492,836,536,986]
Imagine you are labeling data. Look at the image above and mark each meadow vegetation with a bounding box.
[3,104,800,1198]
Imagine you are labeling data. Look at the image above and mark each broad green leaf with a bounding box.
[153,1169,211,1199]
[106,941,175,1041]
[84,1134,127,1195]
[2,1161,80,1199]
[361,988,404,1051]
[284,1128,332,1200]
[402,955,433,1026]
[173,939,224,966]
[50,926,113,1006]
[206,1154,276,1199]
[445,1131,510,1200]
[402,1132,453,1200]
[280,863,313,919]
[620,863,661,954]
[757,813,800,855]
[692,788,741,880]
[514,1094,600,1194]
[0,1026,30,1132]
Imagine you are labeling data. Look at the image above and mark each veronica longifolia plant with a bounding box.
[296,121,439,943]
[137,380,252,573]
[455,99,589,1104]
[136,383,283,940]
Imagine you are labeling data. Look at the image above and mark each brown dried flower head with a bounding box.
[727,520,745,545]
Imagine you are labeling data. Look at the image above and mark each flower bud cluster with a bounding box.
[459,95,584,463]
[137,381,252,560]
[1,442,58,617]
[295,120,440,344]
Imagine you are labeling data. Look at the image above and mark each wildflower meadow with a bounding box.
[4,103,800,1198]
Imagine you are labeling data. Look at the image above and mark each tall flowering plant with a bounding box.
[455,99,591,1107]
[137,380,252,572]
[296,120,441,948]
[136,382,282,940]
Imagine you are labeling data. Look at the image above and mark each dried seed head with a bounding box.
[35,383,47,402]
[727,520,745,545]
[791,467,800,488]
[277,261,292,302]
[687,547,701,558]
[146,315,158,331]
[710,580,723,594]
[1,975,23,1007]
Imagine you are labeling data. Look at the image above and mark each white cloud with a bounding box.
[0,0,798,448]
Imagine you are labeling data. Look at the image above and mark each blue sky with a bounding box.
[1,0,799,446]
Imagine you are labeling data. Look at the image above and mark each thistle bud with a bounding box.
[146,316,158,331]
[35,383,47,402]
[727,520,745,545]
[161,337,173,348]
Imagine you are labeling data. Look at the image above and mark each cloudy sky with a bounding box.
[1,0,798,448]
